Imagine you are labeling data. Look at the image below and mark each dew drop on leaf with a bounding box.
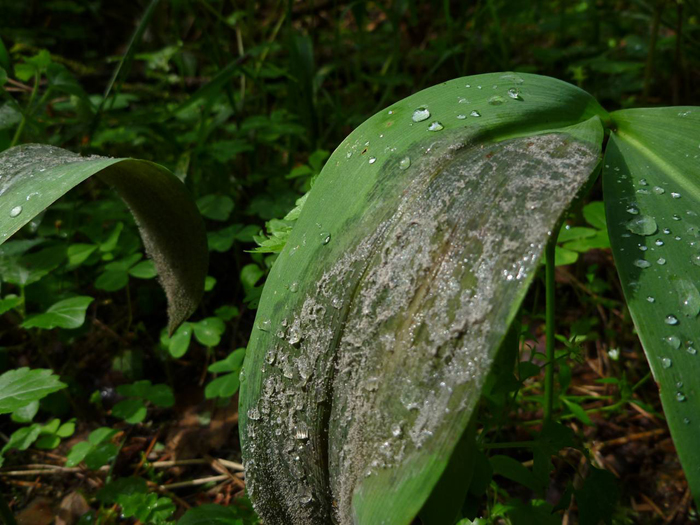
[676,392,686,402]
[661,357,672,369]
[657,258,666,265]
[456,114,467,120]
[672,192,681,199]
[488,95,505,106]
[666,335,681,349]
[633,259,651,268]
[665,315,679,325]
[626,206,640,215]
[507,88,521,99]
[640,178,648,186]
[653,186,665,195]
[9,205,22,218]
[399,156,411,170]
[688,347,698,355]
[675,280,700,317]
[655,239,664,246]
[691,254,700,267]
[427,121,444,132]
[647,296,655,303]
[412,108,430,122]
[470,110,481,117]
[289,281,299,293]
[320,232,331,245]
[626,215,657,236]
[368,157,377,164]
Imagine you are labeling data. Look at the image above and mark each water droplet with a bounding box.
[688,347,698,355]
[661,357,672,369]
[657,257,666,265]
[666,335,681,349]
[458,97,468,104]
[288,324,302,345]
[633,259,651,268]
[299,487,313,505]
[477,85,482,89]
[647,296,655,303]
[639,245,648,251]
[368,157,377,164]
[456,114,467,120]
[9,206,22,218]
[672,192,681,199]
[488,95,505,106]
[655,239,664,246]
[665,315,679,325]
[391,423,402,437]
[427,121,444,131]
[676,280,700,317]
[626,215,657,236]
[399,156,411,170]
[346,151,353,158]
[653,186,665,195]
[640,178,648,186]
[289,281,299,293]
[412,108,430,122]
[470,110,481,117]
[465,84,471,88]
[663,228,671,234]
[258,319,272,332]
[684,417,691,424]
[691,254,700,267]
[320,232,331,245]
[507,88,521,99]
[626,206,640,215]
[676,392,686,402]
[673,214,681,221]
[248,407,261,420]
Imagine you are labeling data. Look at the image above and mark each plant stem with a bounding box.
[543,227,559,422]
[10,72,40,148]
[0,491,17,525]
[642,0,664,103]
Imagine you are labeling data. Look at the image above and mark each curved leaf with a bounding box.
[0,144,208,332]
[240,73,607,524]
[604,107,700,503]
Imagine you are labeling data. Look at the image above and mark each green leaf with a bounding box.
[97,476,148,504]
[561,398,593,425]
[67,243,98,267]
[205,373,240,399]
[197,194,235,221]
[145,384,175,408]
[604,107,700,503]
[240,73,607,524]
[0,294,22,315]
[84,442,119,470]
[575,467,619,525]
[0,368,66,414]
[208,348,245,373]
[112,398,147,424]
[168,322,193,358]
[89,427,118,445]
[0,144,208,333]
[22,296,94,330]
[129,259,157,279]
[65,441,93,467]
[490,455,541,493]
[11,400,39,423]
[193,317,226,347]
[95,270,129,291]
[582,201,606,229]
[2,424,42,454]
[178,504,243,525]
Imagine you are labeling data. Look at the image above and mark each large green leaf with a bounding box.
[240,73,607,524]
[0,144,208,332]
[604,107,700,503]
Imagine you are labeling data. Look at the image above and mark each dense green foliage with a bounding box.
[1,1,699,524]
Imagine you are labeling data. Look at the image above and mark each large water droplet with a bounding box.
[672,192,682,199]
[507,88,521,100]
[626,215,657,236]
[687,347,698,355]
[676,280,700,317]
[665,314,679,325]
[661,357,672,369]
[633,259,651,268]
[258,319,272,332]
[320,232,331,245]
[657,257,666,265]
[427,121,444,131]
[368,157,377,164]
[470,110,481,117]
[289,281,299,293]
[9,206,22,218]
[488,95,505,106]
[399,156,411,170]
[626,206,640,215]
[666,335,681,349]
[640,178,648,186]
[647,296,655,303]
[412,108,430,122]
[653,186,665,195]
[676,392,686,402]
[456,114,467,120]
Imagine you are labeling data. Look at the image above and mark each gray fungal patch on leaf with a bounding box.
[241,132,601,525]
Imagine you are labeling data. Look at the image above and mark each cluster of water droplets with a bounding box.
[614,167,699,419]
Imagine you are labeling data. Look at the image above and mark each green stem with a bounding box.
[543,227,559,422]
[10,72,40,148]
[0,491,17,525]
